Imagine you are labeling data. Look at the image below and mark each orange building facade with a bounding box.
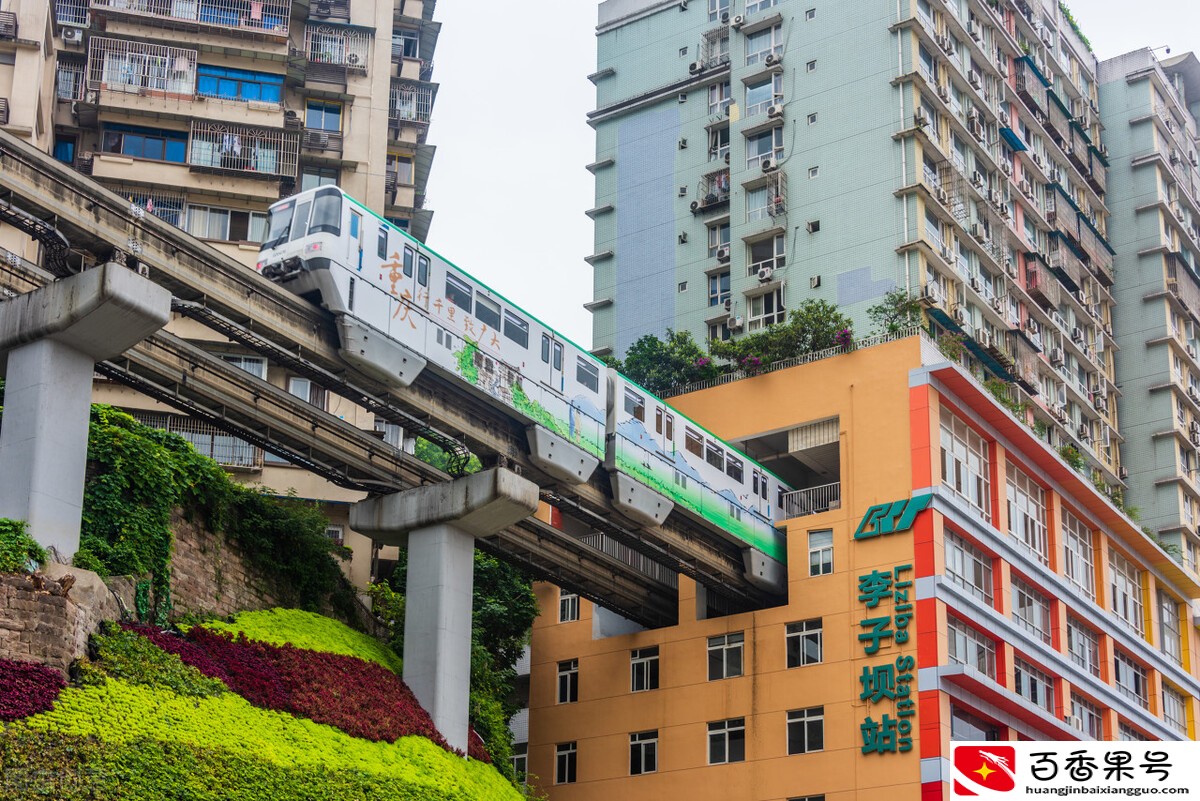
[525,333,1200,800]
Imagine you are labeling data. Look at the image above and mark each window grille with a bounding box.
[189,120,299,178]
[305,24,371,72]
[90,0,291,36]
[87,37,197,97]
[389,80,434,125]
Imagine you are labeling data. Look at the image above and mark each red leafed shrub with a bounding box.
[184,627,293,711]
[467,727,492,763]
[0,657,66,721]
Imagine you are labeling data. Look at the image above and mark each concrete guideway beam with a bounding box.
[0,264,171,557]
[351,468,539,753]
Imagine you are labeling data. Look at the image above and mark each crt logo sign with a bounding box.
[853,495,932,540]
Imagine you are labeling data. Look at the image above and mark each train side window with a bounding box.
[417,254,430,287]
[476,296,501,331]
[624,388,645,422]
[377,227,388,260]
[445,273,473,312]
[665,413,674,440]
[576,358,599,392]
[752,470,760,495]
[403,246,415,278]
[685,428,703,457]
[726,455,743,482]
[541,334,551,363]
[349,211,361,243]
[777,485,785,508]
[503,310,529,348]
[552,342,563,371]
[289,200,312,241]
[760,472,768,500]
[655,408,663,434]
[705,440,724,470]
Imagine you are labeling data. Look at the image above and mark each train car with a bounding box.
[606,372,789,590]
[256,185,606,484]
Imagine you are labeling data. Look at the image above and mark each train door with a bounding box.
[540,333,564,393]
[395,245,430,310]
[653,406,675,455]
[347,209,363,272]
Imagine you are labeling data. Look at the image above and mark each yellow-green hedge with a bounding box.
[203,608,403,674]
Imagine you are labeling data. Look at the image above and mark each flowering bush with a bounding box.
[0,657,66,721]
[834,327,854,349]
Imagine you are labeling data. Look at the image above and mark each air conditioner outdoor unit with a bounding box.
[1004,258,1017,278]
[689,61,705,74]
[1051,347,1065,366]
[914,109,930,128]
[1002,161,1012,176]
[760,157,777,172]
[1071,327,1084,342]
[938,84,951,102]
[1190,431,1200,447]
[1020,179,1033,196]
[1189,344,1198,360]
[997,58,1009,77]
[716,246,730,262]
[935,186,948,204]
[991,296,1005,313]
[1032,152,1044,168]
[970,276,982,292]
[62,26,84,45]
[757,265,774,282]
[968,20,981,40]
[721,11,730,23]
[968,70,982,90]
[988,188,1001,205]
[730,14,745,28]
[923,283,942,303]
[971,170,985,187]
[764,53,782,67]
[953,307,967,324]
[728,316,744,331]
[980,331,993,348]
[1118,466,1129,480]
[767,104,784,118]
[939,244,953,263]
[970,222,985,240]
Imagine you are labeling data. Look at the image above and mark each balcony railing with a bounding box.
[781,482,841,519]
[131,410,262,469]
[87,37,197,99]
[56,0,90,25]
[56,59,87,101]
[389,79,433,125]
[188,120,299,178]
[301,127,343,155]
[305,23,370,73]
[0,11,17,40]
[0,98,8,126]
[91,0,290,35]
[694,169,730,213]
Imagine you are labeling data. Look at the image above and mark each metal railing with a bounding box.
[0,99,7,127]
[56,59,87,101]
[130,410,262,469]
[305,24,370,72]
[579,533,679,588]
[389,79,433,125]
[188,120,299,178]
[90,0,291,36]
[103,183,186,228]
[0,11,17,40]
[87,37,196,96]
[55,0,90,24]
[781,482,841,519]
[301,128,343,155]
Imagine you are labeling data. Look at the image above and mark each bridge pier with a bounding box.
[0,263,171,558]
[351,468,539,752]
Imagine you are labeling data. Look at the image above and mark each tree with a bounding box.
[615,329,718,395]
[866,288,923,336]
[708,299,853,367]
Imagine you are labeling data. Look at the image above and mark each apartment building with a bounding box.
[526,332,1200,800]
[0,0,442,587]
[587,0,1122,499]
[1099,50,1200,580]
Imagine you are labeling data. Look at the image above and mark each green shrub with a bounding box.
[0,519,45,574]
[79,623,226,698]
[203,609,403,675]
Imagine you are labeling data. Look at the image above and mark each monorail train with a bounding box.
[256,186,790,589]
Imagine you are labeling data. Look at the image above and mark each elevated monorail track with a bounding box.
[0,128,784,626]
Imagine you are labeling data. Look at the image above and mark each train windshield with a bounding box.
[261,200,294,250]
[309,188,342,237]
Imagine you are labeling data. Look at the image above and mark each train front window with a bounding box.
[308,188,342,236]
[289,200,312,241]
[262,200,294,249]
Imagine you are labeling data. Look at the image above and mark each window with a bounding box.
[445,273,473,313]
[631,647,659,692]
[707,718,745,764]
[807,166,819,178]
[196,64,283,103]
[1162,686,1187,735]
[678,281,688,293]
[555,742,577,784]
[300,165,339,191]
[559,588,580,622]
[1117,723,1150,741]
[503,310,529,348]
[745,74,782,117]
[708,0,729,21]
[629,731,657,775]
[787,707,824,754]
[708,80,732,114]
[102,123,188,163]
[749,234,786,276]
[806,59,817,72]
[807,112,818,125]
[186,204,269,243]
[950,705,1000,741]
[808,530,833,576]
[1159,591,1182,664]
[707,632,744,680]
[1108,548,1144,635]
[686,428,704,457]
[746,0,777,13]
[746,127,784,168]
[624,388,646,422]
[53,136,77,164]
[748,287,785,331]
[705,439,725,471]
[1006,463,1048,563]
[709,126,730,161]
[786,619,822,667]
[221,355,268,380]
[944,532,993,604]
[655,408,674,440]
[511,743,527,784]
[1071,694,1103,739]
[709,321,731,342]
[470,295,500,332]
[948,618,995,679]
[1061,509,1095,599]
[1066,618,1100,677]
[557,659,578,704]
[745,25,782,66]
[287,377,327,410]
[1013,658,1054,713]
[708,221,730,257]
[305,100,341,132]
[394,29,419,59]
[1113,651,1148,709]
[324,525,344,546]
[705,272,731,309]
[577,358,600,393]
[1011,577,1051,644]
[805,7,816,19]
[939,407,991,520]
[725,455,743,482]
[746,186,772,222]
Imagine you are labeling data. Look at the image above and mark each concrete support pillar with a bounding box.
[351,468,539,752]
[0,264,170,558]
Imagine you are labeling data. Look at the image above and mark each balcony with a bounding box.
[388,79,434,127]
[692,169,730,214]
[304,23,371,74]
[90,0,291,38]
[188,120,298,179]
[1015,58,1046,117]
[85,37,197,106]
[0,11,16,40]
[55,0,90,25]
[781,482,840,519]
[1166,256,1200,318]
[0,98,7,126]
[1026,262,1061,311]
